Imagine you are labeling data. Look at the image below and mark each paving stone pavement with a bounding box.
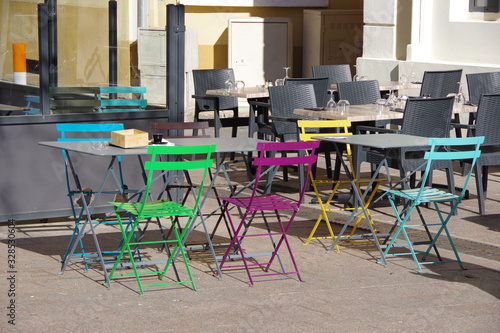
[1,130,499,332]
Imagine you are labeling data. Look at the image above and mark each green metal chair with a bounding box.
[379,136,484,272]
[107,144,215,294]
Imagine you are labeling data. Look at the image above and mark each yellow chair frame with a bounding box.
[298,120,381,251]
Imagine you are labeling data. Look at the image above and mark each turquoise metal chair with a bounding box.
[56,123,126,269]
[379,136,484,272]
[107,144,215,294]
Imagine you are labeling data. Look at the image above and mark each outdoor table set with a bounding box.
[38,86,484,294]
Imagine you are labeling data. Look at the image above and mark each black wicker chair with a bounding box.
[419,69,463,98]
[285,77,330,108]
[192,68,249,138]
[466,71,500,106]
[456,94,500,215]
[358,96,456,193]
[312,64,352,87]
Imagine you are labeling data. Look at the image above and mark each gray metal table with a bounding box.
[40,137,266,283]
[312,134,430,264]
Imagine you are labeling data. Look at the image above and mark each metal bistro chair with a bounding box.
[298,120,381,250]
[216,140,320,285]
[56,123,129,270]
[107,144,216,295]
[454,94,500,215]
[192,68,248,138]
[379,136,484,272]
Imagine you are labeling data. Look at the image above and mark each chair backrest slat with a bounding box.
[56,123,124,141]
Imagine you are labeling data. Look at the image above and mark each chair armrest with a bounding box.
[192,94,219,100]
[248,100,271,108]
[269,116,299,123]
[451,123,475,130]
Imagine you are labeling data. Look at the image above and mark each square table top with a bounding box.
[39,137,267,156]
[294,103,476,122]
[206,87,269,99]
[312,133,430,149]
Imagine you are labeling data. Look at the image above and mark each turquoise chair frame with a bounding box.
[379,136,484,271]
[56,123,127,270]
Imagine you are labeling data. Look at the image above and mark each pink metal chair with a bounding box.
[216,141,320,285]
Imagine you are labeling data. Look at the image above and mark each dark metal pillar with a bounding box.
[166,4,186,201]
[109,0,118,89]
[46,0,57,87]
[166,4,185,124]
[38,3,50,115]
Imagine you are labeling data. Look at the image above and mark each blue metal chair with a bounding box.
[379,136,484,272]
[56,123,126,270]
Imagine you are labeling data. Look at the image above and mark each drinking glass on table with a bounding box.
[385,86,398,110]
[376,98,387,113]
[235,80,245,91]
[326,89,337,111]
[337,100,350,114]
[283,66,291,80]
[455,82,465,107]
[275,78,285,86]
[225,79,233,92]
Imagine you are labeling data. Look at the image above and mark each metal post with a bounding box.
[166,4,185,124]
[166,4,186,202]
[38,3,50,115]
[109,0,118,91]
[46,0,57,87]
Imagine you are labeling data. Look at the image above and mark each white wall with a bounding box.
[359,0,500,99]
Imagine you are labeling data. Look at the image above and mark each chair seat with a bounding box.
[220,194,299,211]
[110,200,195,218]
[384,187,459,203]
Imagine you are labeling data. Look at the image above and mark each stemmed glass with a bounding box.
[409,63,418,83]
[283,66,291,80]
[455,82,465,107]
[385,85,398,110]
[326,89,337,111]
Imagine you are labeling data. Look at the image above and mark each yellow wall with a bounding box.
[0,0,362,85]
[182,1,363,76]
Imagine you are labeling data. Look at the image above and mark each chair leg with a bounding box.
[474,164,486,215]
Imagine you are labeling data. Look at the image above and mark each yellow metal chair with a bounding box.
[298,120,381,251]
